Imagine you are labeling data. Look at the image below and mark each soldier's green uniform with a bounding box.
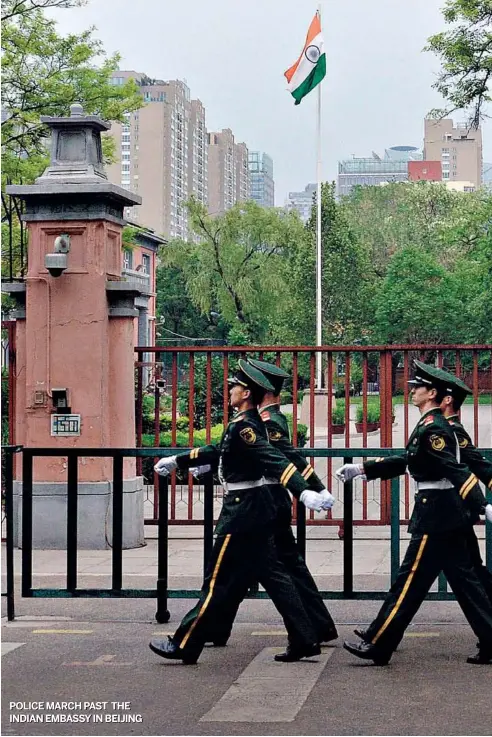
[446,412,492,603]
[345,362,492,663]
[211,357,338,646]
[258,399,337,641]
[151,362,320,664]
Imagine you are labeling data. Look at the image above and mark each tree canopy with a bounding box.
[1,0,142,185]
[161,199,305,343]
[426,0,492,127]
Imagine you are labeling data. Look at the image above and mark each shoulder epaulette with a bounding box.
[260,411,271,422]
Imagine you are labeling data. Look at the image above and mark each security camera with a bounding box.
[54,234,70,253]
[155,378,166,389]
[45,252,68,277]
[45,233,71,276]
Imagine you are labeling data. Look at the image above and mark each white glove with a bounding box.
[318,488,335,510]
[190,464,212,479]
[300,490,324,512]
[154,455,178,476]
[485,504,492,523]
[335,463,365,483]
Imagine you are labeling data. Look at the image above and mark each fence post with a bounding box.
[203,472,214,571]
[4,446,20,620]
[21,450,33,598]
[155,475,170,623]
[390,478,400,584]
[343,457,354,597]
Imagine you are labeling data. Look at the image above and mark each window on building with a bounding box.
[123,249,133,269]
[141,254,151,274]
[442,172,450,180]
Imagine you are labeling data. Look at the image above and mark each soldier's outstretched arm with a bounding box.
[336,454,408,483]
[155,444,220,476]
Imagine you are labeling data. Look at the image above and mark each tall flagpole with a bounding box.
[315,5,323,389]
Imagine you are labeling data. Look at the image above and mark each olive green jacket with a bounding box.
[175,407,310,535]
[363,408,485,534]
[259,403,325,504]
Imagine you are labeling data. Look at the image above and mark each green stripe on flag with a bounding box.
[292,54,326,105]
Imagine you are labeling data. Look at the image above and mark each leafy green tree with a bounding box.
[425,0,492,127]
[306,182,371,344]
[155,264,223,343]
[162,199,302,343]
[1,0,142,185]
[374,245,463,344]
[1,0,85,22]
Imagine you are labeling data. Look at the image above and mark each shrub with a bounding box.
[141,424,224,448]
[356,404,381,424]
[284,413,308,448]
[332,400,346,425]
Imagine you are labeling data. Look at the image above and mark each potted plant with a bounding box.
[331,400,346,434]
[355,404,380,433]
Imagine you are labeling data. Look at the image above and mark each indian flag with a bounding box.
[284,12,326,105]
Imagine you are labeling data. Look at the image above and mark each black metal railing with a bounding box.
[3,446,491,622]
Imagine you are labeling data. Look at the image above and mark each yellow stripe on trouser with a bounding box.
[371,535,428,645]
[280,463,296,486]
[459,473,477,499]
[179,534,231,649]
[302,465,314,480]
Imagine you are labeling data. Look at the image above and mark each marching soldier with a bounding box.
[208,357,338,648]
[149,360,322,664]
[337,361,492,665]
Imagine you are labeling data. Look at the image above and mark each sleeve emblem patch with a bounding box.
[239,427,257,444]
[268,430,282,441]
[430,434,445,451]
[458,438,469,448]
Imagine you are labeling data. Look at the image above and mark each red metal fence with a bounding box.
[135,344,492,530]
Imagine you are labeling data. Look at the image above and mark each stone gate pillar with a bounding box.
[5,104,145,549]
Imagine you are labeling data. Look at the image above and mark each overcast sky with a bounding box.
[49,0,491,205]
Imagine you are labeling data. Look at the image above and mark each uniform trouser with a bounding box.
[209,504,336,643]
[171,529,318,660]
[364,529,492,656]
[464,525,492,604]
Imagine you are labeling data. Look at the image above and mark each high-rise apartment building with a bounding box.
[424,119,482,188]
[235,142,250,203]
[188,99,208,209]
[208,129,250,215]
[248,151,274,207]
[107,72,208,239]
[285,183,316,223]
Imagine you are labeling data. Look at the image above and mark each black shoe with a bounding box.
[466,647,492,665]
[149,636,198,665]
[343,640,391,666]
[205,638,228,647]
[353,627,368,641]
[319,627,338,645]
[274,643,321,662]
